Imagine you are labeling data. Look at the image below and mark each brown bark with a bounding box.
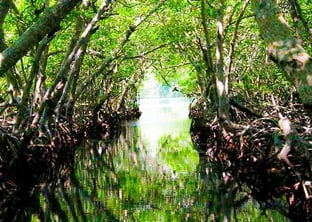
[253,0,312,106]
[0,0,80,75]
[15,36,51,129]
[32,0,113,128]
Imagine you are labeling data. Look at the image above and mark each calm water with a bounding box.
[30,97,288,221]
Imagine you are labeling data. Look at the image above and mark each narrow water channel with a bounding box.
[32,95,289,221]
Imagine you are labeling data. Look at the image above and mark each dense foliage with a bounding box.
[1,0,312,221]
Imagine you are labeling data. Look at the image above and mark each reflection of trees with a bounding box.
[38,139,120,221]
[34,121,287,221]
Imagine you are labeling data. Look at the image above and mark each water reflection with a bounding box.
[32,97,288,221]
[35,123,287,221]
[138,97,191,158]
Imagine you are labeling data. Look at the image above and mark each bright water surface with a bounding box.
[33,97,289,221]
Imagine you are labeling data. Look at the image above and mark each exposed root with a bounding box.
[190,103,312,221]
[0,107,126,220]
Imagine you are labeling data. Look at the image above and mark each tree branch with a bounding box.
[0,0,81,75]
[225,0,250,76]
[253,0,312,106]
[216,0,230,125]
[74,0,166,102]
[200,0,214,72]
[122,43,169,60]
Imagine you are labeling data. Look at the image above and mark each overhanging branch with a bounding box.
[0,0,80,75]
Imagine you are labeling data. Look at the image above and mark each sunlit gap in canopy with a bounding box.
[137,73,192,159]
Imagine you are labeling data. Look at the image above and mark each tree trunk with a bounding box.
[253,0,312,107]
[215,0,230,124]
[0,0,80,75]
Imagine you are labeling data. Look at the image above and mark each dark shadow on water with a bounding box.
[1,120,290,221]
